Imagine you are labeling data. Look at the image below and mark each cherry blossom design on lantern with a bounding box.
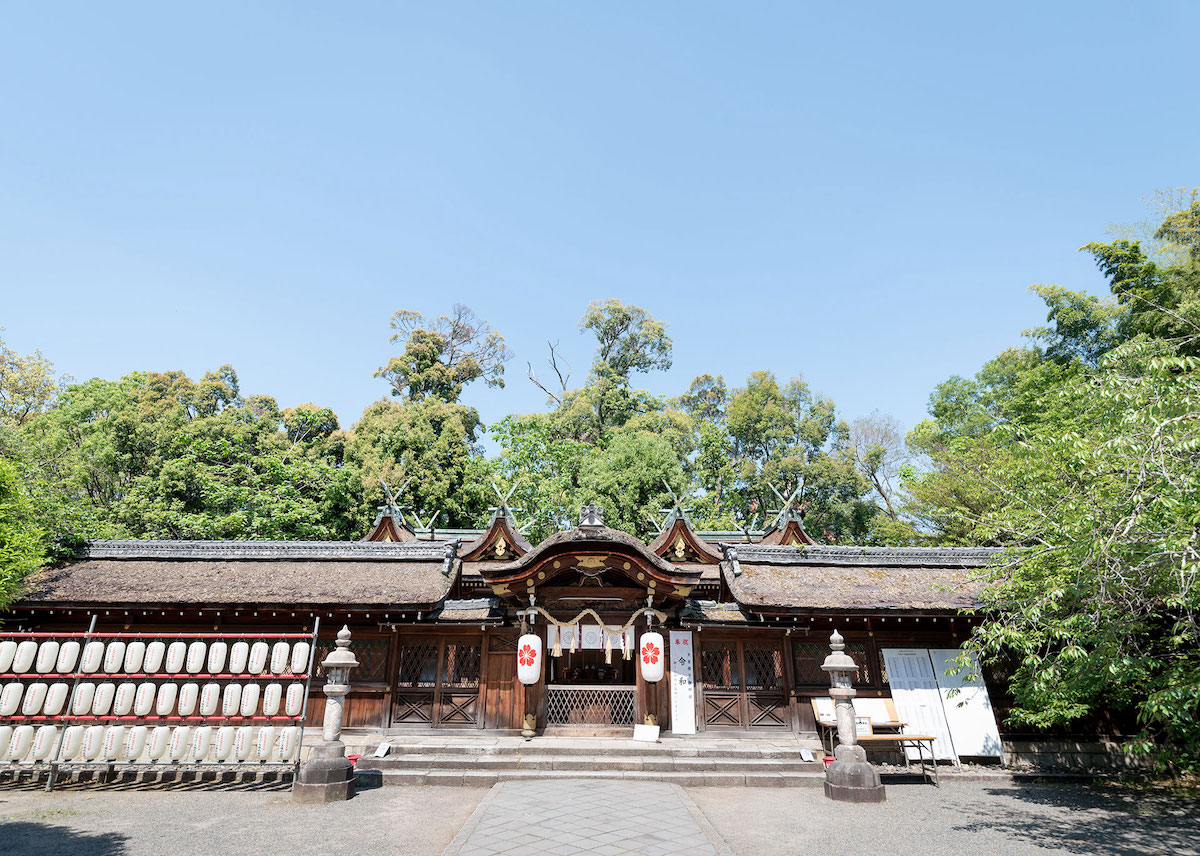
[518,644,538,667]
[641,640,661,666]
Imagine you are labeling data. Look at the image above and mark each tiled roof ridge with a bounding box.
[79,539,454,561]
[719,544,1002,567]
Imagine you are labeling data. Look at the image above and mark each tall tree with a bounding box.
[0,332,67,428]
[849,411,911,523]
[913,198,1200,769]
[966,333,1200,769]
[346,397,491,530]
[0,454,43,608]
[721,371,870,541]
[579,299,672,380]
[375,304,513,402]
[18,367,362,542]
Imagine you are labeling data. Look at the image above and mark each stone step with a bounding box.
[354,741,819,759]
[359,753,821,773]
[361,768,827,788]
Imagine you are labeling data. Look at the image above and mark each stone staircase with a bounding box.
[352,734,828,788]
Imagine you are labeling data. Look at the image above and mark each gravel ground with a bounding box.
[691,778,1200,856]
[0,780,485,856]
[1,777,1197,856]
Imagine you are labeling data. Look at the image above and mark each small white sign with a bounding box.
[633,724,660,743]
[668,630,696,735]
[373,741,391,757]
[800,748,814,762]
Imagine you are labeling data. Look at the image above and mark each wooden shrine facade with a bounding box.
[7,503,1000,737]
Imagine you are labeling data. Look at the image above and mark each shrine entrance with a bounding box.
[544,623,638,728]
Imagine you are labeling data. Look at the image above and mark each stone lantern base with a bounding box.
[824,744,886,803]
[292,741,356,804]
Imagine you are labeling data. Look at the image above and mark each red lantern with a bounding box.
[639,632,664,683]
[517,634,542,685]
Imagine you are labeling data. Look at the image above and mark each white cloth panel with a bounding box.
[928,649,1004,758]
[880,648,958,762]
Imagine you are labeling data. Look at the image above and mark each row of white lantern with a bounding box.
[0,639,310,677]
[0,681,307,718]
[0,723,302,764]
[515,630,665,684]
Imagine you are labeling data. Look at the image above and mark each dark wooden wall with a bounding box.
[11,609,975,736]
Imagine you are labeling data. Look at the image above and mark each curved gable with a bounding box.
[479,525,702,601]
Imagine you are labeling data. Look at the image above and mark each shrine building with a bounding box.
[8,499,1003,753]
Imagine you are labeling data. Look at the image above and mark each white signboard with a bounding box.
[668,630,696,735]
[880,647,958,762]
[928,649,1003,758]
[632,724,660,742]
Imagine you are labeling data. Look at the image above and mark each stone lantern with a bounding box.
[293,626,359,804]
[821,629,885,803]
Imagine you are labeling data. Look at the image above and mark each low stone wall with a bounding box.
[1002,738,1151,771]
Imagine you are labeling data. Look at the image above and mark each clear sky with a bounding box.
[2,3,1196,444]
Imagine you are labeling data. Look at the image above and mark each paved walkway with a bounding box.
[441,779,731,856]
[1,776,1197,855]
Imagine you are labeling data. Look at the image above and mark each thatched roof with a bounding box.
[719,545,1001,612]
[19,540,458,608]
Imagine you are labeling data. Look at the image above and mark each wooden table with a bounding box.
[856,734,939,785]
[815,718,906,756]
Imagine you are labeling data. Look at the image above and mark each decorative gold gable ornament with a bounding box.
[672,532,688,561]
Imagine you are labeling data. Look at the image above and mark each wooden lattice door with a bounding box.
[392,635,482,728]
[437,638,482,726]
[699,638,789,731]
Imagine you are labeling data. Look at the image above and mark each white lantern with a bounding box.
[639,632,665,683]
[516,633,542,685]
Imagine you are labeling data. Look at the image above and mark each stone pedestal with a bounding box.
[824,743,886,803]
[292,741,356,804]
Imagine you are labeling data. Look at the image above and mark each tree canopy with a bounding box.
[906,194,1200,770]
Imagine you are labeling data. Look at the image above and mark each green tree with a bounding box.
[0,454,45,607]
[913,198,1200,769]
[579,431,684,537]
[17,367,363,543]
[966,334,1200,769]
[676,374,727,423]
[346,397,490,530]
[0,332,67,428]
[375,305,513,402]
[720,371,870,541]
[579,299,672,379]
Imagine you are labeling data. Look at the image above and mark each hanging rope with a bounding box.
[520,606,668,664]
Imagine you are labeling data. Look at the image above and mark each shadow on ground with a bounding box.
[0,822,128,856]
[0,769,291,793]
[956,783,1200,856]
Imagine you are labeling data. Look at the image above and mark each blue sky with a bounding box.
[2,2,1196,445]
